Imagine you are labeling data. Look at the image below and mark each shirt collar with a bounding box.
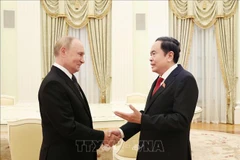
[53,62,72,80]
[160,64,178,81]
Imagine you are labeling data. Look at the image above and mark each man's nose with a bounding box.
[81,58,85,63]
[149,57,153,61]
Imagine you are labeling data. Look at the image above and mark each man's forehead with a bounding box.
[72,39,82,45]
[151,41,161,49]
[71,39,83,48]
[154,40,162,45]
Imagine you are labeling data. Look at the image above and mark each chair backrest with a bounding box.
[94,128,113,160]
[8,119,42,160]
[126,93,147,104]
[115,132,140,159]
[1,95,15,106]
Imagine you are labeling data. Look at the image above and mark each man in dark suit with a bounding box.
[38,36,120,160]
[113,37,198,160]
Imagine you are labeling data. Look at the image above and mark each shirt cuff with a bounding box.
[118,128,125,138]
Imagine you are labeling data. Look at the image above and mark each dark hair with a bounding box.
[155,37,181,63]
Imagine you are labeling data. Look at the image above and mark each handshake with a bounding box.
[103,129,122,147]
[102,104,141,147]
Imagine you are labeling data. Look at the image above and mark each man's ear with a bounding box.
[167,51,174,62]
[60,47,67,57]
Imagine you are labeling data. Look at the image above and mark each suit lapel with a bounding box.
[144,65,183,113]
[78,84,92,117]
[52,66,92,118]
[145,77,158,109]
[67,81,92,118]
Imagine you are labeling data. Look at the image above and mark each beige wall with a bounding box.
[111,1,134,103]
[1,1,18,100]
[16,1,41,103]
[1,1,41,103]
[132,1,169,94]
[132,1,149,94]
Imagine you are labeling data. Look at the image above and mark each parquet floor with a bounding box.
[191,122,240,134]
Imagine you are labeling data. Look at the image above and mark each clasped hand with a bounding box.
[103,129,121,147]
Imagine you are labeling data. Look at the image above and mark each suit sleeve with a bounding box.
[40,81,104,145]
[141,76,198,132]
[120,110,143,141]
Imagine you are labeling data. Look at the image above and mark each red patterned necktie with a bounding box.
[152,77,164,95]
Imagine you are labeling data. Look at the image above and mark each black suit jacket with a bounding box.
[38,66,104,160]
[121,64,198,160]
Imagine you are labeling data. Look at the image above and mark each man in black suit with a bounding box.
[113,37,198,160]
[38,36,120,160]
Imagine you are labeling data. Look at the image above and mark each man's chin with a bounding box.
[151,69,159,74]
[151,68,156,72]
[74,68,80,73]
